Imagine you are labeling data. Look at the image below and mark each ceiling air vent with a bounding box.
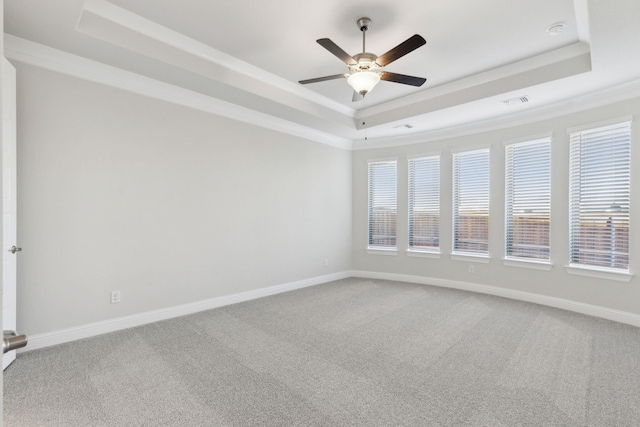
[393,123,414,129]
[501,96,530,106]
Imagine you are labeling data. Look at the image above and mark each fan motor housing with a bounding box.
[352,52,378,70]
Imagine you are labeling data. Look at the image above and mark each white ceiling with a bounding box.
[5,0,640,147]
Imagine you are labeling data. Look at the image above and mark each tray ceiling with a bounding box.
[5,0,640,147]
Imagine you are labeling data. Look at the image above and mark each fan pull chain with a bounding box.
[362,96,368,141]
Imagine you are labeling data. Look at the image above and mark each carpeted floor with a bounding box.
[4,278,640,426]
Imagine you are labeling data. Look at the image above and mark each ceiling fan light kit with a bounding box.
[347,70,381,95]
[299,17,427,99]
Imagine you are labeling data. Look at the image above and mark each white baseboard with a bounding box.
[21,269,640,352]
[350,270,640,328]
[21,271,351,352]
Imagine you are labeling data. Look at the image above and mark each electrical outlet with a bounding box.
[324,259,329,267]
[110,290,121,304]
[468,265,475,274]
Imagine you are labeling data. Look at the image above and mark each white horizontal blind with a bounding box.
[505,139,551,260]
[368,160,397,248]
[569,121,631,270]
[453,149,490,255]
[408,155,440,251]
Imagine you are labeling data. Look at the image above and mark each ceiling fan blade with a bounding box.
[317,38,357,66]
[352,91,364,102]
[298,74,347,85]
[381,72,426,87]
[376,35,426,67]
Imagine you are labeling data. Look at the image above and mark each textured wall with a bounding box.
[16,64,352,335]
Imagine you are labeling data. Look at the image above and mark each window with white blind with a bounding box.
[452,148,490,255]
[505,138,551,261]
[569,121,631,271]
[408,155,440,252]
[368,160,397,249]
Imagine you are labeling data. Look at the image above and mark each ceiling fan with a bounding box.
[299,18,427,100]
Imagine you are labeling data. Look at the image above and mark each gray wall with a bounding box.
[352,97,640,316]
[16,64,352,335]
[14,59,640,338]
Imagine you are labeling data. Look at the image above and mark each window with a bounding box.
[408,155,440,252]
[368,160,397,249]
[569,120,631,271]
[453,148,490,255]
[505,138,551,261]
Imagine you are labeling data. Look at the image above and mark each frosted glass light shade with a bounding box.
[347,71,381,95]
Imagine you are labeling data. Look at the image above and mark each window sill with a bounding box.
[564,264,633,282]
[450,253,491,263]
[367,248,398,256]
[503,258,553,271]
[406,249,441,259]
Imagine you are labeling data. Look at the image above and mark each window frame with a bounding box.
[451,147,491,259]
[503,135,552,266]
[367,158,398,254]
[407,153,441,257]
[566,117,632,281]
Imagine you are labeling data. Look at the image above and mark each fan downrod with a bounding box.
[357,18,371,53]
[352,18,377,70]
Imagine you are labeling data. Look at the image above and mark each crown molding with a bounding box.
[352,78,640,150]
[356,42,592,122]
[79,0,355,118]
[6,31,640,153]
[4,35,354,150]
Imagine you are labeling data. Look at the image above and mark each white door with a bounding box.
[2,58,18,370]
